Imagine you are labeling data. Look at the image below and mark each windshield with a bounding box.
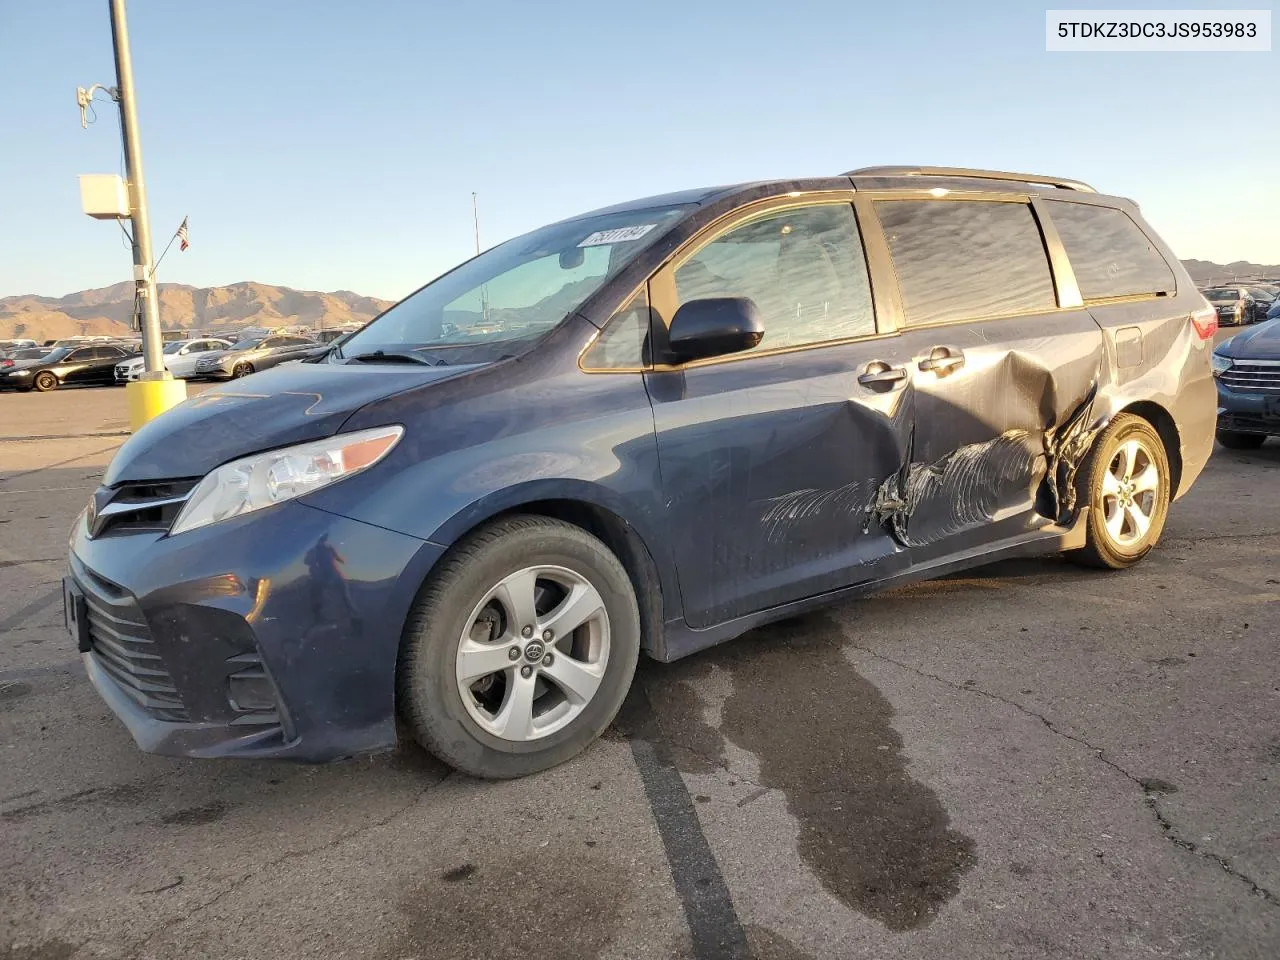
[229,339,263,351]
[1204,288,1239,302]
[339,203,690,360]
[40,347,71,361]
[163,341,187,354]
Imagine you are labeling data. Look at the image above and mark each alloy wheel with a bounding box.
[454,564,610,742]
[1100,438,1159,547]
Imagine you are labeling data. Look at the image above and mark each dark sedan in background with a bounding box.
[191,334,321,380]
[1203,286,1266,326]
[0,342,138,392]
[1212,318,1280,448]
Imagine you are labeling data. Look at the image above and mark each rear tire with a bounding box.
[33,371,58,393]
[1068,414,1171,570]
[397,515,640,779]
[1216,430,1266,450]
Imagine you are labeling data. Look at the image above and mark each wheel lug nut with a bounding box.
[521,625,533,638]
[508,646,521,661]
[542,629,553,641]
[543,653,554,666]
[520,665,533,679]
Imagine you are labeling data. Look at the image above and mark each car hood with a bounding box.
[103,360,486,484]
[1219,318,1280,360]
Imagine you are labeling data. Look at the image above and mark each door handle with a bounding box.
[857,363,908,388]
[918,346,965,374]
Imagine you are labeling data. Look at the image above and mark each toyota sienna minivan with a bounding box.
[65,166,1217,778]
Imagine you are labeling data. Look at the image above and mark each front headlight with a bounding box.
[1211,353,1233,377]
[169,425,404,536]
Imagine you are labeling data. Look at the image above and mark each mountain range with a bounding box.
[1180,260,1280,285]
[0,281,394,342]
[4,258,1278,342]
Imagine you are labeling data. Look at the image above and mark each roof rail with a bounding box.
[843,165,1097,193]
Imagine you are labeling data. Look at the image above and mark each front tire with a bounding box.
[397,515,640,779]
[231,362,254,379]
[1217,430,1266,450]
[33,371,58,392]
[1069,414,1171,570]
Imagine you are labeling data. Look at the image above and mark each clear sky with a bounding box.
[1,0,1276,301]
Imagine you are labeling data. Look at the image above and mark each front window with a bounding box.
[672,202,877,351]
[339,203,691,362]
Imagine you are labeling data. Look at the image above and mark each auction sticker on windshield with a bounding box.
[577,224,656,246]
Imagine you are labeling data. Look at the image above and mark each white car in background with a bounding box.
[114,338,233,382]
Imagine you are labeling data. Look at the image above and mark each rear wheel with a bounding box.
[33,371,58,392]
[1216,430,1266,450]
[1069,414,1171,570]
[397,515,641,779]
[231,362,254,379]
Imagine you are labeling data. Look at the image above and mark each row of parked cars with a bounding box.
[1201,281,1280,326]
[0,329,352,392]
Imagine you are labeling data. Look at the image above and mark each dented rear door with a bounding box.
[862,195,1106,561]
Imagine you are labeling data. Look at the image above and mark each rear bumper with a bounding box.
[1170,366,1217,499]
[68,499,445,761]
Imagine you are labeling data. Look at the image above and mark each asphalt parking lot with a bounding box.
[2,375,1278,960]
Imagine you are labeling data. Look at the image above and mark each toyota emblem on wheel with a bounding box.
[523,640,545,662]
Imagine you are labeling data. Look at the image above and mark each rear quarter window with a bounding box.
[1045,200,1176,301]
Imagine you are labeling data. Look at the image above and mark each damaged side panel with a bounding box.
[646,343,918,631]
[870,310,1110,557]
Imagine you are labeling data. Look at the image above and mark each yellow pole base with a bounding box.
[125,378,188,431]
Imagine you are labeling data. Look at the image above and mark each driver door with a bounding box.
[60,348,97,384]
[644,196,916,630]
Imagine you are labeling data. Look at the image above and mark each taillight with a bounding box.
[1191,306,1218,341]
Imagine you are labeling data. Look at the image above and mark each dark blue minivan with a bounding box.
[65,167,1217,778]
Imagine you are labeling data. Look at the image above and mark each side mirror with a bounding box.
[667,297,765,364]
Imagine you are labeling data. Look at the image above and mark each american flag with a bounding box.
[176,216,190,252]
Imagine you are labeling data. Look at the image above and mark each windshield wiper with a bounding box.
[345,350,440,366]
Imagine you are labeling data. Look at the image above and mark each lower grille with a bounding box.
[1219,413,1277,435]
[75,563,189,722]
[1219,363,1280,395]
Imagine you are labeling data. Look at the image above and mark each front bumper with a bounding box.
[1216,381,1280,436]
[68,499,444,761]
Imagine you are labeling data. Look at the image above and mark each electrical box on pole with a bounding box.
[78,174,131,219]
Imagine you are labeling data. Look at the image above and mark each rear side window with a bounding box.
[1045,201,1175,301]
[876,200,1057,326]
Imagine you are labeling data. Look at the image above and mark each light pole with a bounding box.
[82,0,186,428]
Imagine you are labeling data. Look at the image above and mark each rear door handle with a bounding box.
[918,346,965,374]
[857,363,908,388]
